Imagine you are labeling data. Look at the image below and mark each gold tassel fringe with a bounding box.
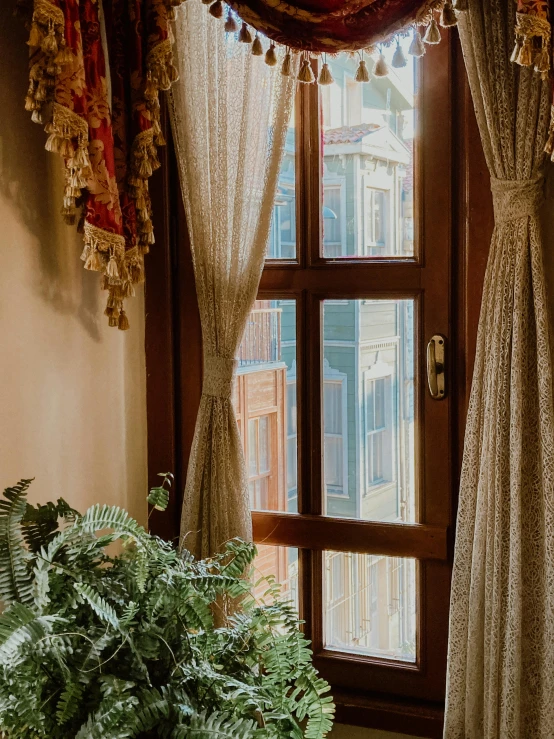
[512,12,551,80]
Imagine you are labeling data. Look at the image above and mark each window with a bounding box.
[365,377,392,486]
[148,26,475,736]
[364,188,388,254]
[241,36,455,730]
[324,380,347,497]
[323,186,343,257]
[248,415,271,510]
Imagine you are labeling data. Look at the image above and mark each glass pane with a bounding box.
[236,300,298,513]
[321,38,417,258]
[268,102,296,259]
[324,551,416,662]
[323,299,416,522]
[252,546,299,614]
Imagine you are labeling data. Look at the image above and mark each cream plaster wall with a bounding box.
[0,4,147,524]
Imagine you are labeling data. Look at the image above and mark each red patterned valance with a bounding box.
[22,0,181,330]
[224,0,456,53]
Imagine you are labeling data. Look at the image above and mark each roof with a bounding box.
[324,123,382,146]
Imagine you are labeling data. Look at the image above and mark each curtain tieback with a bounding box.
[202,355,238,399]
[490,176,545,223]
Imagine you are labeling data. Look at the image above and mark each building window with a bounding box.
[323,186,343,257]
[365,188,389,255]
[269,185,296,259]
[287,381,298,510]
[248,415,272,510]
[324,380,347,497]
[365,376,392,487]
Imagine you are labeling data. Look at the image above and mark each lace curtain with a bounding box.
[170,0,296,557]
[444,0,554,736]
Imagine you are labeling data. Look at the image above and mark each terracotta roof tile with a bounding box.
[323,123,382,145]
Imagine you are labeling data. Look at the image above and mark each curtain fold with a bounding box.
[444,1,554,737]
[170,0,296,557]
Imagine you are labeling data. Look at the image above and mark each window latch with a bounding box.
[427,335,446,400]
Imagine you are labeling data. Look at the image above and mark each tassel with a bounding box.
[252,35,263,56]
[516,39,533,67]
[107,255,120,279]
[424,18,441,44]
[85,249,103,272]
[355,58,371,82]
[61,207,76,225]
[265,44,278,66]
[297,57,315,83]
[409,30,426,58]
[209,1,223,19]
[239,22,252,44]
[373,54,389,78]
[392,42,407,68]
[318,62,334,85]
[535,45,550,76]
[510,37,522,64]
[54,43,72,66]
[118,310,130,331]
[31,109,43,124]
[108,314,118,328]
[41,25,58,55]
[34,80,47,101]
[440,2,457,27]
[46,63,62,77]
[27,22,43,48]
[281,51,292,77]
[123,281,136,299]
[224,13,239,33]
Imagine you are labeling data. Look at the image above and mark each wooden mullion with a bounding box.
[259,264,423,293]
[252,512,448,560]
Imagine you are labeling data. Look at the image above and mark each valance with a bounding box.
[20,0,181,329]
[222,0,458,53]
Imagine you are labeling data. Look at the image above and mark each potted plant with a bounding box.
[0,477,334,738]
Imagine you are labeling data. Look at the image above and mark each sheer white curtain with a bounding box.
[444,1,554,736]
[170,0,296,557]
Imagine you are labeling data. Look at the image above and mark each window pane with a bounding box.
[268,102,296,259]
[324,552,416,662]
[321,40,417,258]
[236,300,298,513]
[323,299,416,522]
[252,546,299,614]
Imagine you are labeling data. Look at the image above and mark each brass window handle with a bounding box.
[427,335,446,400]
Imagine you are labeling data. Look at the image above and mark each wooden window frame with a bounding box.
[145,30,494,739]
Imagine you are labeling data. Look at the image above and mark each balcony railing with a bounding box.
[238,308,282,367]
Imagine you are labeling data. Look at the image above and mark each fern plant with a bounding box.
[0,477,334,738]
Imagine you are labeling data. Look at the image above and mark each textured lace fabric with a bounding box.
[444,1,554,737]
[169,0,295,559]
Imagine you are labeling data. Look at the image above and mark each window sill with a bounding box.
[332,689,444,739]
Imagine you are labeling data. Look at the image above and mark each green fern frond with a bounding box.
[78,505,147,541]
[131,688,170,734]
[56,679,84,725]
[22,498,79,553]
[0,601,60,663]
[74,583,120,630]
[0,479,34,605]
[173,711,257,739]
